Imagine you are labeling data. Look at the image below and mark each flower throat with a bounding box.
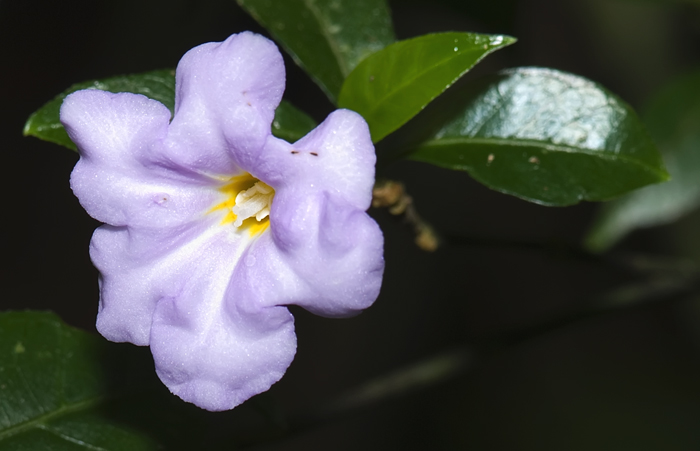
[211,173,274,235]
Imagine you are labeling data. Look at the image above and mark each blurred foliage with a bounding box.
[587,69,700,250]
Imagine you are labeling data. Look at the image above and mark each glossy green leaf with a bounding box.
[337,32,516,143]
[23,70,176,152]
[0,311,156,449]
[272,100,317,142]
[237,0,396,102]
[24,67,315,151]
[406,67,668,206]
[586,70,700,251]
[0,311,284,450]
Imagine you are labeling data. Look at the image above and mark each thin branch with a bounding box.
[372,179,698,281]
[289,347,477,430]
[287,265,699,432]
[446,232,700,280]
[372,179,440,252]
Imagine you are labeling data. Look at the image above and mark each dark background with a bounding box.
[2,0,700,449]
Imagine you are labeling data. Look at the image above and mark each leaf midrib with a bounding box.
[415,137,668,178]
[354,36,505,122]
[0,396,104,442]
[302,0,349,77]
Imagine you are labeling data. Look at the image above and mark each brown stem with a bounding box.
[372,179,440,252]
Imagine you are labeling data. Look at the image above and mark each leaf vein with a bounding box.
[359,38,507,122]
[417,137,666,175]
[14,365,46,417]
[302,0,349,76]
[0,397,104,442]
[38,424,111,451]
[467,83,512,137]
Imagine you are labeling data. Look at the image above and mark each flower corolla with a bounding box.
[60,32,384,411]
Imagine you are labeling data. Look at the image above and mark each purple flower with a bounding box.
[60,32,384,411]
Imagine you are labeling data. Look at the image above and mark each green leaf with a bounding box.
[406,67,669,206]
[585,70,700,251]
[0,311,285,450]
[337,32,516,143]
[0,311,157,449]
[272,100,317,142]
[23,69,176,152]
[237,0,396,103]
[24,67,315,151]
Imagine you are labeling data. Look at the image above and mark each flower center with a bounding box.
[231,180,274,227]
[210,173,275,236]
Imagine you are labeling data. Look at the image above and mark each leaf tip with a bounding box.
[660,169,672,182]
[22,116,35,137]
[485,34,517,50]
[498,35,518,46]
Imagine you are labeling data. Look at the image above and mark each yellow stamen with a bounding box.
[209,173,274,236]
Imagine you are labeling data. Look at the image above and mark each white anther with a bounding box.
[231,181,274,227]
